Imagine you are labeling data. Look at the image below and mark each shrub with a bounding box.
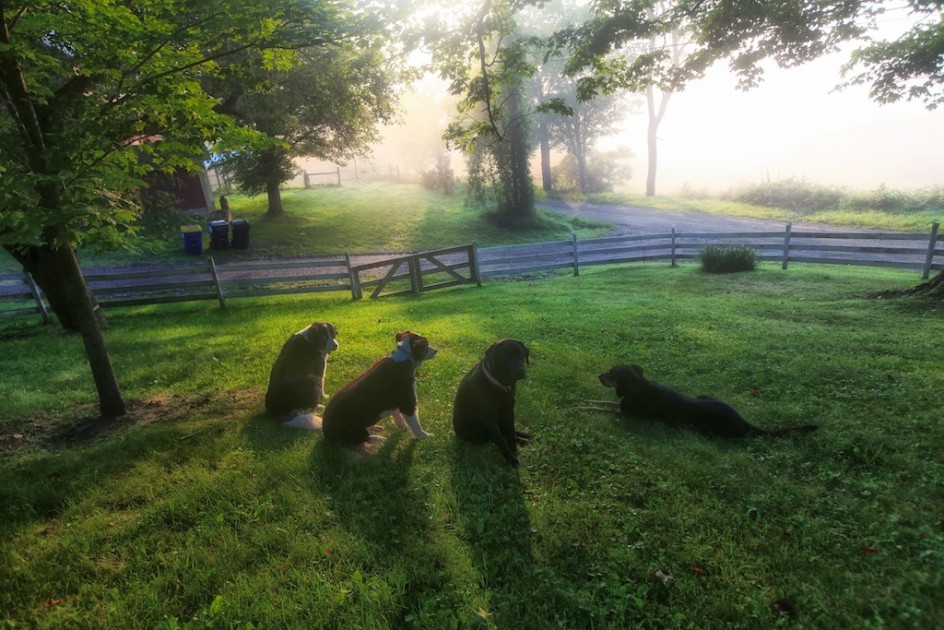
[420,154,455,195]
[699,244,758,273]
[722,178,844,213]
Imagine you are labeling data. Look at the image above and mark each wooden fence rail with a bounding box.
[1,222,940,322]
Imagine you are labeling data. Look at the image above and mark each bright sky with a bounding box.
[620,51,944,194]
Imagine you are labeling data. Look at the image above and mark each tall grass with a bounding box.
[2,264,941,628]
[591,179,944,231]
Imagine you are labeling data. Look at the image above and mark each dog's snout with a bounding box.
[426,346,437,360]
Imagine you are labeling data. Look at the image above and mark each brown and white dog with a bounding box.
[453,339,531,467]
[598,364,817,438]
[322,331,436,445]
[265,322,339,430]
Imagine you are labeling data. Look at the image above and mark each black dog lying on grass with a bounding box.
[453,339,531,467]
[597,364,818,438]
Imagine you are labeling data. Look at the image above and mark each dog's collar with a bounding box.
[390,348,417,366]
[482,362,512,393]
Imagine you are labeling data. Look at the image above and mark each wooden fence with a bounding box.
[2,222,940,322]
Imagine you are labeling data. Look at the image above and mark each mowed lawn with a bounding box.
[1,262,941,628]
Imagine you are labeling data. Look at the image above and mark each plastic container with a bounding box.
[181,225,203,255]
[208,220,229,250]
[231,219,250,249]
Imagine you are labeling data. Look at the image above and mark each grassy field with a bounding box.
[1,262,941,628]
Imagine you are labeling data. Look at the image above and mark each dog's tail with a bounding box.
[282,412,323,431]
[760,424,818,437]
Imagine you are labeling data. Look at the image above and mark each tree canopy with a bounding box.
[210,8,406,216]
[555,0,944,109]
[0,0,355,417]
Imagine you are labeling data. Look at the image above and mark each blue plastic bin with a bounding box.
[181,225,203,255]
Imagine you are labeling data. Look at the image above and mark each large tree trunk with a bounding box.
[11,243,127,418]
[538,120,552,194]
[265,175,284,217]
[645,86,672,197]
[505,84,535,220]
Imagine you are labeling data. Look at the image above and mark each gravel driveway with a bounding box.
[538,198,822,235]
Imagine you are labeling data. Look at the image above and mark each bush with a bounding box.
[699,244,758,273]
[722,178,844,213]
[420,154,455,195]
[552,148,633,194]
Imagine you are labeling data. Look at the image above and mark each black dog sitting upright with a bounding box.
[322,331,436,445]
[265,322,339,430]
[598,364,817,438]
[453,339,531,467]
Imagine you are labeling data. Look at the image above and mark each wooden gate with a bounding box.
[349,244,481,299]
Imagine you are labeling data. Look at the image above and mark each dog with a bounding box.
[597,364,817,438]
[453,339,531,467]
[265,322,339,430]
[322,331,436,445]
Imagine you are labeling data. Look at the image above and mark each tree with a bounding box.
[212,21,404,217]
[0,0,330,418]
[427,0,538,221]
[539,63,632,194]
[553,1,943,194]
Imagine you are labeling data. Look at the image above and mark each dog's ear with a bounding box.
[629,364,645,380]
[396,331,406,342]
[515,340,530,365]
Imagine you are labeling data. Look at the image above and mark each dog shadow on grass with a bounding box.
[448,443,544,622]
[307,432,430,557]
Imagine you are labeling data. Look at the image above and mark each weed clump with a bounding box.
[699,244,757,273]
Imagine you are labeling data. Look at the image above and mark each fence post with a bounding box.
[409,255,422,295]
[336,166,341,187]
[782,223,792,270]
[303,172,310,189]
[670,226,677,267]
[23,271,50,324]
[470,242,482,285]
[922,221,940,280]
[346,253,362,299]
[469,243,482,286]
[207,257,226,308]
[571,233,580,276]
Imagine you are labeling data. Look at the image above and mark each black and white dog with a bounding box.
[265,322,339,430]
[598,364,818,438]
[453,339,531,467]
[322,331,436,445]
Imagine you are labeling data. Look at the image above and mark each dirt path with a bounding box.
[537,198,854,235]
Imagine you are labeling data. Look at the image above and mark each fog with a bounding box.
[301,13,943,195]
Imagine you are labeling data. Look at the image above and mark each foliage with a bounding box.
[843,4,944,109]
[699,244,758,273]
[722,179,944,218]
[427,0,538,220]
[210,24,405,211]
[554,1,944,110]
[420,154,456,195]
[722,178,846,213]
[0,0,318,253]
[1,265,942,627]
[552,148,634,194]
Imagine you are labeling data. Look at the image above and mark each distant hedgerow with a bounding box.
[699,244,758,273]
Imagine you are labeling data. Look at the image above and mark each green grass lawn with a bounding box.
[1,263,941,628]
